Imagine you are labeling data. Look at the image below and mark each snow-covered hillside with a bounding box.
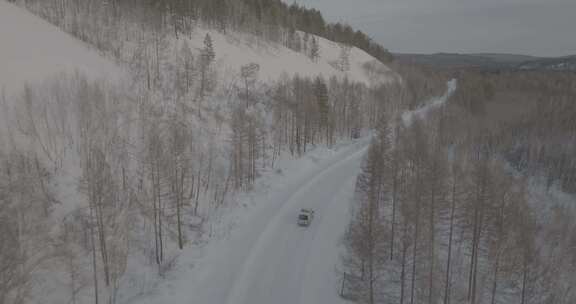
[0,1,122,97]
[0,1,401,304]
[0,0,396,99]
[186,29,398,86]
[0,1,124,155]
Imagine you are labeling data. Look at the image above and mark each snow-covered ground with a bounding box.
[173,28,398,88]
[0,0,393,98]
[0,1,122,97]
[0,1,123,153]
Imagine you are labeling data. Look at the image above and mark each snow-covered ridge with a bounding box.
[0,0,395,101]
[179,28,397,87]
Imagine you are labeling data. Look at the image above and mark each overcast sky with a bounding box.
[291,0,576,57]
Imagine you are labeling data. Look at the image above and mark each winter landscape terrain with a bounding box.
[1,1,575,304]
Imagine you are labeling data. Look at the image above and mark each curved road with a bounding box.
[226,146,366,304]
[144,81,455,304]
[188,142,367,304]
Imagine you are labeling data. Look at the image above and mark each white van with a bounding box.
[298,209,314,227]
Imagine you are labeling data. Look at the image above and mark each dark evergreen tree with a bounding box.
[202,33,216,65]
[309,36,320,62]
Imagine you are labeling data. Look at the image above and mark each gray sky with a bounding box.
[291,0,576,57]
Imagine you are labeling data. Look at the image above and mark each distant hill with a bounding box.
[470,53,539,64]
[517,55,576,71]
[393,53,537,69]
[394,52,576,72]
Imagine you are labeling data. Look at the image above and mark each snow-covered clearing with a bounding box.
[134,138,369,304]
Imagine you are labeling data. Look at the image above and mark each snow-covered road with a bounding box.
[138,80,456,304]
[216,79,456,304]
[225,146,366,304]
[183,142,368,304]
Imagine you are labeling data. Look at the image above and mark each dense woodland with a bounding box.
[342,70,576,304]
[449,70,576,194]
[0,67,408,304]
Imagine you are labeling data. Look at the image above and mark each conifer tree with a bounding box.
[314,77,330,144]
[309,36,320,62]
[201,33,216,65]
[197,33,216,116]
[338,44,351,72]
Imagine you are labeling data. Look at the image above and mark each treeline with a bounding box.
[446,70,576,193]
[13,0,393,64]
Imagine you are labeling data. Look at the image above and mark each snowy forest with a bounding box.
[0,0,404,303]
[1,0,575,304]
[341,69,576,303]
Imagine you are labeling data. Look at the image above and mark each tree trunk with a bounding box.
[410,168,422,304]
[89,201,99,304]
[177,167,185,250]
[410,204,420,304]
[521,257,528,304]
[390,162,400,260]
[444,179,456,304]
[401,220,409,304]
[428,172,436,304]
[490,254,500,304]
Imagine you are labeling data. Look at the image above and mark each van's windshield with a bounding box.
[299,214,309,220]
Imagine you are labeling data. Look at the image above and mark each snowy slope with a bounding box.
[179,28,397,87]
[0,1,122,97]
[0,1,123,153]
[121,26,398,304]
[0,2,399,303]
[0,0,394,99]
